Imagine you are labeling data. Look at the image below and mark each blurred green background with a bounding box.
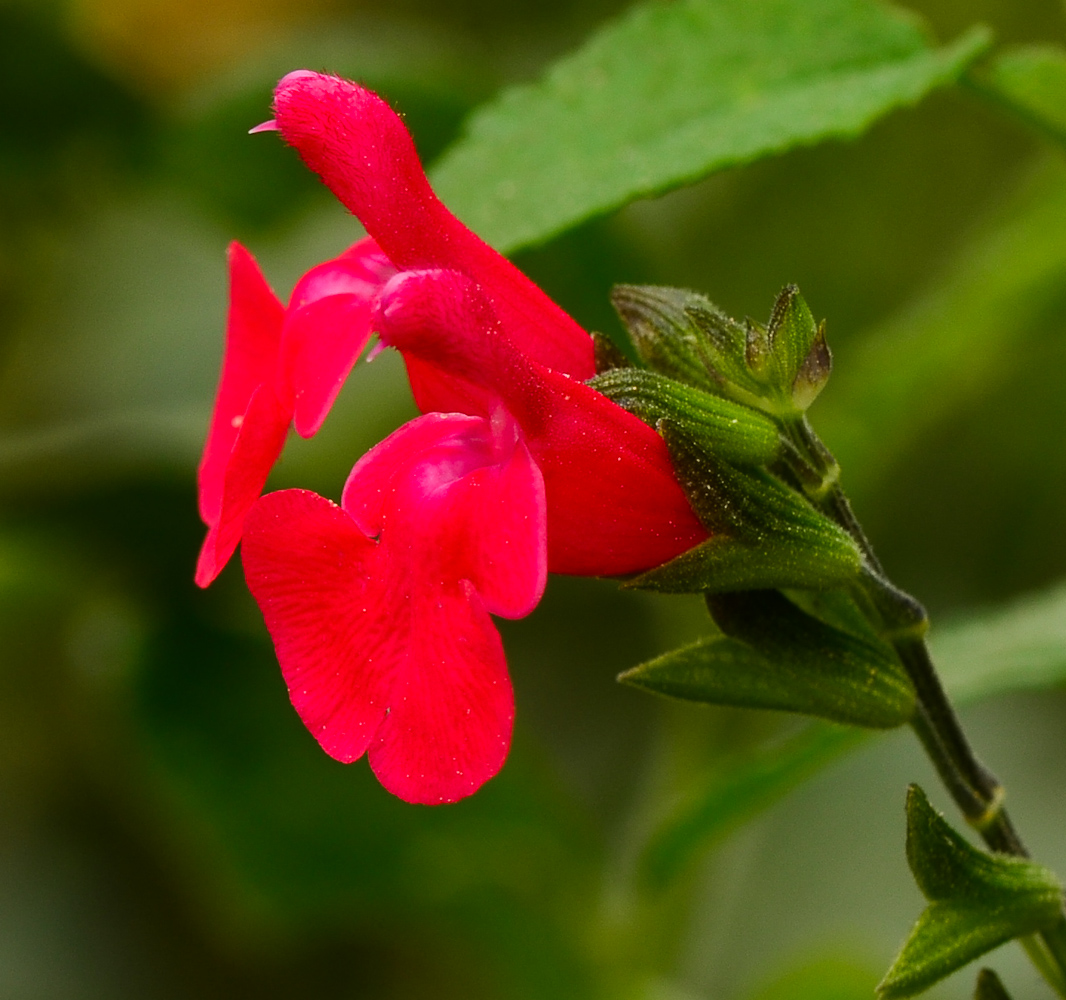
[2,0,1066,997]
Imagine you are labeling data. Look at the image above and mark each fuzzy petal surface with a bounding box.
[272,71,594,379]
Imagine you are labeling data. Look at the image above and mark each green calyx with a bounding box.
[593,282,855,597]
[629,422,861,594]
[589,367,782,466]
[609,283,831,416]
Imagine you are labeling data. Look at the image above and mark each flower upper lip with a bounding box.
[271,69,595,380]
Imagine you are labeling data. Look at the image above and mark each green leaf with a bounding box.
[973,968,1012,1000]
[620,590,914,728]
[589,368,782,466]
[786,587,889,646]
[881,904,1046,1000]
[431,0,990,253]
[904,786,1056,903]
[970,45,1066,148]
[638,721,865,890]
[630,424,861,593]
[878,786,1064,998]
[710,590,912,712]
[628,509,861,595]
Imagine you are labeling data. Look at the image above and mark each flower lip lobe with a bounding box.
[242,409,546,803]
[198,243,285,527]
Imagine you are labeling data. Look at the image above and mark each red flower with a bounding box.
[197,71,708,803]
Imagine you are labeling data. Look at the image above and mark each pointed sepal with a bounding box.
[589,367,781,466]
[763,285,821,396]
[791,320,832,411]
[592,331,632,374]
[878,786,1064,998]
[611,284,759,397]
[628,422,861,593]
[619,590,914,728]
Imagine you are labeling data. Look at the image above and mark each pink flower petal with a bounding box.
[197,240,399,587]
[375,269,708,576]
[198,242,285,525]
[446,433,546,618]
[403,355,496,418]
[195,384,290,587]
[337,236,398,280]
[378,270,503,384]
[342,411,546,618]
[271,71,595,380]
[514,368,709,576]
[341,411,490,534]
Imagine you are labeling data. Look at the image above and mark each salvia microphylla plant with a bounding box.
[197,72,1066,998]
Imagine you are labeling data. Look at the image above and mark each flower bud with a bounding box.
[611,282,832,418]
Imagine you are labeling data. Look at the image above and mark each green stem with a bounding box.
[785,415,1066,996]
